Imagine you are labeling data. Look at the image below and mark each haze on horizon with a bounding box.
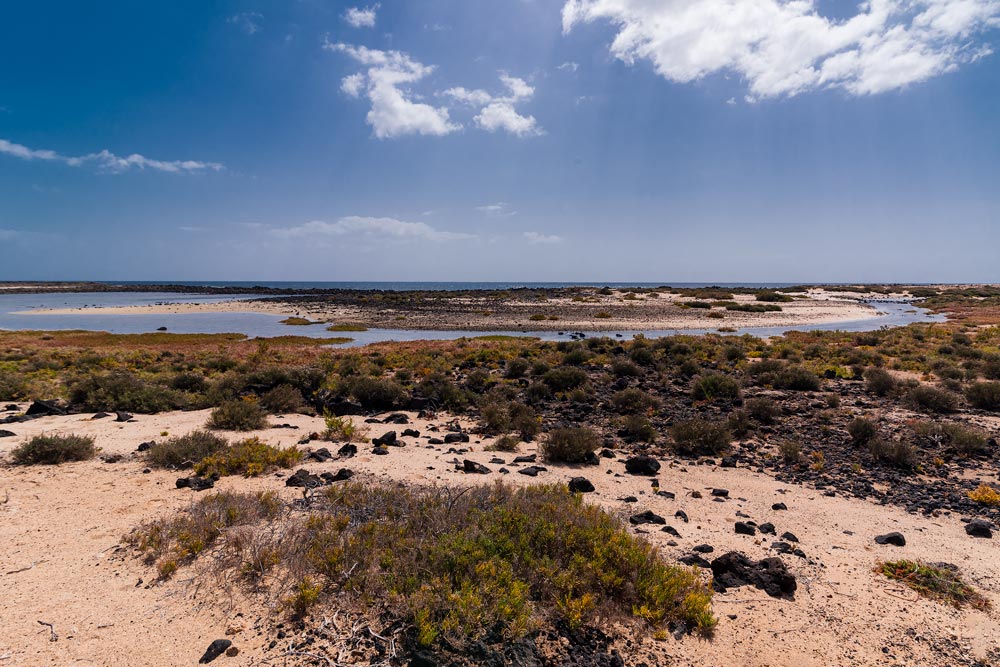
[1,1,998,284]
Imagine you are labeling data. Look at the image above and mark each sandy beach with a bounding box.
[17,288,883,332]
[2,407,997,666]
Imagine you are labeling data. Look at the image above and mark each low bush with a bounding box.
[347,376,408,410]
[69,371,183,413]
[145,431,228,469]
[907,386,958,414]
[966,381,1000,411]
[772,366,821,391]
[540,427,601,463]
[670,419,731,456]
[609,388,659,414]
[130,484,716,647]
[778,440,801,463]
[868,438,916,468]
[864,367,896,397]
[193,437,302,477]
[968,484,1000,507]
[691,373,741,401]
[847,417,878,446]
[11,434,96,465]
[504,357,530,379]
[260,384,306,414]
[610,358,641,377]
[755,292,793,302]
[0,370,29,401]
[486,434,522,452]
[877,561,990,611]
[480,401,540,440]
[746,397,779,424]
[543,367,588,392]
[913,421,990,457]
[621,414,657,442]
[724,303,782,313]
[208,399,269,431]
[322,413,368,442]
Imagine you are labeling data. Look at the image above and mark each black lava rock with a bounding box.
[966,519,994,538]
[875,532,906,547]
[711,552,797,598]
[338,443,358,457]
[176,476,215,491]
[630,510,666,525]
[462,460,490,474]
[624,455,660,476]
[199,639,233,664]
[568,477,595,493]
[735,522,757,536]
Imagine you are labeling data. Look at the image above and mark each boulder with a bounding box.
[875,532,906,547]
[199,639,233,664]
[338,443,358,458]
[966,519,994,539]
[568,477,595,493]
[624,455,660,476]
[462,460,490,474]
[711,552,797,598]
[630,510,666,525]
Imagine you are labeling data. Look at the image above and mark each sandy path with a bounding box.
[1,408,997,666]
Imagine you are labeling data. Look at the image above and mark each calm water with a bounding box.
[0,291,946,347]
[107,281,815,290]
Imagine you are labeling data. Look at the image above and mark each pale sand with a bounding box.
[18,289,881,332]
[1,408,997,666]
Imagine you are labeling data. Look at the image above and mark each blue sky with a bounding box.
[1,0,998,282]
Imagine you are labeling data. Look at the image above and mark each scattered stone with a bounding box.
[307,448,333,462]
[101,454,123,464]
[735,522,757,536]
[711,488,729,498]
[0,430,15,438]
[656,490,676,499]
[462,460,490,474]
[759,522,776,535]
[630,510,666,525]
[402,428,420,438]
[225,646,239,658]
[115,411,134,422]
[678,553,712,568]
[373,431,397,446]
[444,433,470,444]
[620,495,638,503]
[568,477,595,493]
[513,454,537,464]
[772,502,788,511]
[875,532,906,547]
[720,456,737,468]
[286,468,323,488]
[176,477,215,491]
[383,413,409,424]
[599,448,616,459]
[965,519,994,538]
[624,455,660,476]
[693,544,715,553]
[25,400,66,417]
[136,441,154,452]
[518,465,547,477]
[711,552,797,598]
[91,412,110,420]
[662,526,681,537]
[372,446,389,455]
[199,639,233,664]
[675,510,689,523]
[771,541,793,554]
[322,468,354,483]
[781,531,799,543]
[338,443,358,457]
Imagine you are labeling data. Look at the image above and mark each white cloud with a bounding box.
[227,12,262,35]
[272,216,476,242]
[476,202,517,216]
[562,0,1000,98]
[328,42,461,139]
[523,231,563,244]
[344,5,379,28]
[445,73,543,137]
[557,61,580,72]
[0,138,223,173]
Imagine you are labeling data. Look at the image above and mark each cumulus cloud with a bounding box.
[272,216,476,242]
[444,73,543,137]
[523,231,563,244]
[328,42,461,138]
[562,0,1000,98]
[0,138,224,173]
[344,5,379,28]
[227,12,262,35]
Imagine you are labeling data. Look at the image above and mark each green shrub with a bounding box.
[486,434,522,452]
[907,386,958,414]
[611,358,641,377]
[755,292,793,302]
[778,440,801,463]
[69,371,183,413]
[868,438,916,468]
[208,399,269,431]
[966,382,1000,411]
[746,397,779,424]
[621,414,657,442]
[543,367,588,392]
[913,422,989,457]
[416,374,469,411]
[0,370,29,401]
[773,366,821,391]
[194,437,302,477]
[847,417,878,446]
[347,376,408,410]
[609,388,659,414]
[133,484,716,644]
[724,303,782,313]
[864,367,896,396]
[878,560,990,611]
[145,430,228,469]
[691,373,741,401]
[11,434,96,465]
[670,419,731,456]
[260,384,306,413]
[505,357,530,379]
[540,427,601,463]
[562,348,591,366]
